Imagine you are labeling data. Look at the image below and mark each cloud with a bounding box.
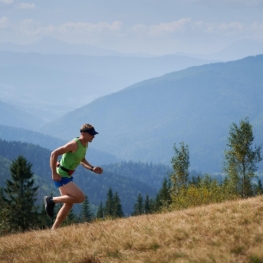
[17,19,41,35]
[13,20,123,43]
[132,19,191,37]
[0,0,14,4]
[16,2,35,9]
[131,19,263,39]
[150,19,191,36]
[56,21,122,35]
[174,0,263,8]
[0,16,10,28]
[3,17,263,50]
[223,0,263,7]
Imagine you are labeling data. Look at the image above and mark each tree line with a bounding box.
[0,117,262,235]
[0,156,125,235]
[119,117,262,215]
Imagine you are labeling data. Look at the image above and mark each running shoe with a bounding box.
[44,196,55,218]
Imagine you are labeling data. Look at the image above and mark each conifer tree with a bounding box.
[224,118,262,198]
[104,188,114,217]
[2,156,39,231]
[79,195,93,222]
[38,193,55,228]
[255,179,263,195]
[0,188,11,235]
[133,193,144,215]
[170,142,190,195]
[156,177,172,209]
[96,202,104,219]
[38,203,53,229]
[63,209,76,226]
[113,192,124,218]
[144,194,152,214]
[189,174,202,186]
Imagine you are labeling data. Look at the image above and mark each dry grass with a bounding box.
[1,196,263,263]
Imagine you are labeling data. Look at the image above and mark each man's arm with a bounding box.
[80,158,103,174]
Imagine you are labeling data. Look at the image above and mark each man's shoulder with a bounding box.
[65,139,78,151]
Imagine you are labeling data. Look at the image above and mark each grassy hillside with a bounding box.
[40,55,263,173]
[1,196,263,262]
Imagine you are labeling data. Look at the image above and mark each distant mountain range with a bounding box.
[39,55,263,173]
[176,38,263,62]
[1,37,262,61]
[208,39,263,61]
[0,37,122,56]
[0,100,41,130]
[0,50,211,123]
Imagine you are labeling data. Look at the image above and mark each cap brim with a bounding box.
[90,131,99,135]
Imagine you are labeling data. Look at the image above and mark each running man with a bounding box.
[44,123,103,229]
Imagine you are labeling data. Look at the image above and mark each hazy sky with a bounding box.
[0,0,263,55]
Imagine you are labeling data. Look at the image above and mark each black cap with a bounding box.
[80,127,99,135]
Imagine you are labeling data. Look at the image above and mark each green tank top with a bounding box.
[57,137,88,177]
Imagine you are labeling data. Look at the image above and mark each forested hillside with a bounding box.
[103,161,171,190]
[0,139,167,214]
[40,55,263,173]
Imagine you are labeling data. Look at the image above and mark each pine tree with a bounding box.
[170,142,190,195]
[254,179,263,195]
[104,188,114,217]
[156,177,172,209]
[224,118,262,198]
[0,188,11,235]
[96,202,104,219]
[113,192,124,218]
[133,193,144,216]
[144,194,153,214]
[63,209,76,226]
[38,203,53,229]
[2,156,39,231]
[189,174,202,187]
[79,195,93,223]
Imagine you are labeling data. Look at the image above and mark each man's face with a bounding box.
[82,132,95,142]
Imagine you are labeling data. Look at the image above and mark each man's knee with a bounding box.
[64,203,74,209]
[76,192,85,203]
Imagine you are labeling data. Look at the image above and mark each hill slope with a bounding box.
[1,196,263,262]
[0,101,42,130]
[40,55,263,172]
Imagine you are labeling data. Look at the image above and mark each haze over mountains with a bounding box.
[0,38,263,174]
[0,37,122,56]
[0,39,213,122]
[176,38,263,62]
[1,38,262,124]
[1,37,263,61]
[40,55,263,173]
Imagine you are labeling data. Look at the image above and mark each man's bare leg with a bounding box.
[52,182,85,230]
[52,203,73,230]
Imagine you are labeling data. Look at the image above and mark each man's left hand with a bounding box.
[93,167,103,174]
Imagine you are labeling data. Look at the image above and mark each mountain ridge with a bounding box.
[40,55,263,173]
[0,50,212,122]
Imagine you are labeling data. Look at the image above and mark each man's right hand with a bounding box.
[52,173,62,182]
